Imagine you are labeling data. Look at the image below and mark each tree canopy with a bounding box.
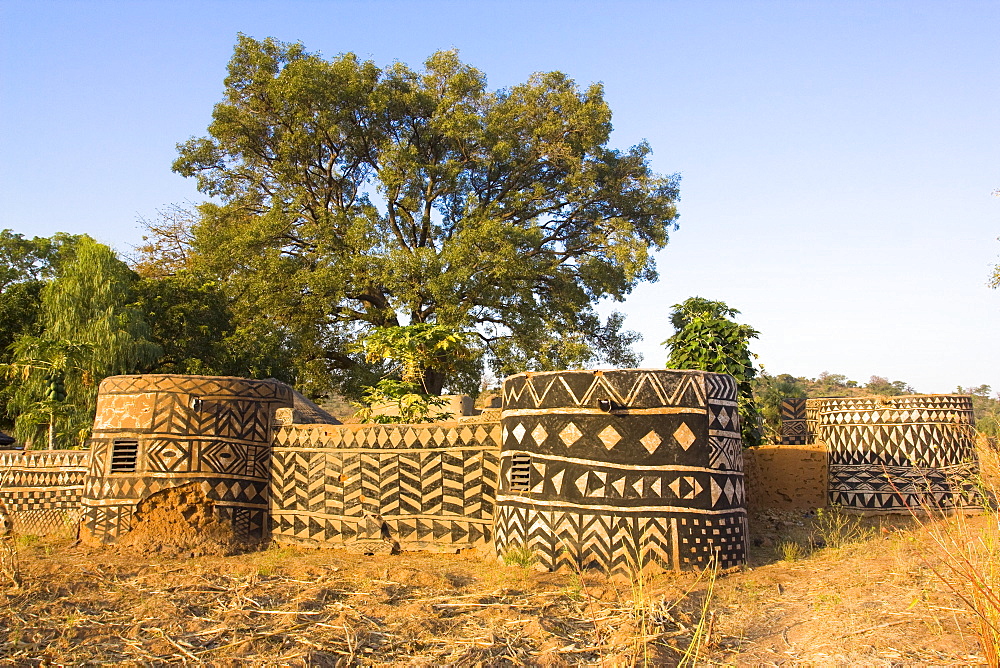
[663,297,761,447]
[170,36,680,395]
[6,236,161,447]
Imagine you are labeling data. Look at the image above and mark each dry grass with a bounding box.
[898,433,1000,667]
[0,517,992,666]
[0,540,729,666]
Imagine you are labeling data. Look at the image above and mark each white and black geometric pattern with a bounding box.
[0,449,89,535]
[497,369,746,573]
[818,395,981,512]
[269,423,501,549]
[81,374,293,542]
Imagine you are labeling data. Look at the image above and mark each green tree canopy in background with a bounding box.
[663,297,761,447]
[169,36,680,396]
[0,231,83,431]
[7,236,161,447]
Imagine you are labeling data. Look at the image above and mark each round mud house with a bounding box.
[80,375,293,544]
[495,369,747,573]
[818,394,980,512]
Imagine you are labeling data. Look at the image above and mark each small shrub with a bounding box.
[777,540,807,561]
[502,544,537,568]
[811,505,874,549]
[15,534,40,549]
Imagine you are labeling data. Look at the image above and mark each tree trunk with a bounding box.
[422,369,445,396]
[48,410,55,449]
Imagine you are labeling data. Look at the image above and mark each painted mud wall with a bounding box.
[80,375,293,543]
[495,369,747,573]
[819,395,980,512]
[0,449,90,535]
[769,394,982,512]
[269,418,501,551]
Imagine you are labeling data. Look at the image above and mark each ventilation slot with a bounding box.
[110,440,139,473]
[509,454,531,492]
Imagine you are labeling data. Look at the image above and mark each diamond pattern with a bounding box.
[597,425,621,450]
[559,422,583,447]
[640,430,662,454]
[673,422,696,450]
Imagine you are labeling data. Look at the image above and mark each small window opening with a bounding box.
[110,440,139,473]
[509,454,531,492]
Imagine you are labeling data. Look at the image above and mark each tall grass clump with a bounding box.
[906,433,1000,666]
[811,504,875,549]
[501,544,537,568]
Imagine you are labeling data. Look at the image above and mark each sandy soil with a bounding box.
[0,506,995,666]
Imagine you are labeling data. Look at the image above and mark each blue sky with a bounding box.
[2,0,998,393]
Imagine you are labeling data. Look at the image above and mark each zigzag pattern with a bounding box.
[99,374,292,402]
[704,373,737,402]
[829,463,981,511]
[269,445,500,547]
[493,505,745,572]
[780,398,807,421]
[814,395,981,512]
[502,370,715,411]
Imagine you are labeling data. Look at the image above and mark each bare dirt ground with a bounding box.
[0,506,995,666]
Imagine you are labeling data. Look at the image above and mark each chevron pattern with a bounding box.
[503,369,727,411]
[817,395,981,511]
[779,398,809,445]
[493,504,746,572]
[497,370,746,572]
[269,421,501,548]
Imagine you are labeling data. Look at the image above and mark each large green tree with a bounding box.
[171,36,680,395]
[0,231,83,430]
[8,237,161,447]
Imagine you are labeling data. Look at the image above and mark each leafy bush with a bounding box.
[663,297,761,446]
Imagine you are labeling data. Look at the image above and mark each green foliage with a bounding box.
[3,337,95,448]
[353,324,472,423]
[171,36,679,395]
[957,385,1000,438]
[663,297,761,446]
[811,505,875,549]
[356,323,475,394]
[133,271,294,381]
[864,375,915,396]
[501,544,538,568]
[754,372,808,444]
[778,540,808,561]
[7,237,161,448]
[354,379,450,424]
[0,231,80,430]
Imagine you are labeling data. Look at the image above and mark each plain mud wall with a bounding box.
[0,449,90,535]
[744,443,828,512]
